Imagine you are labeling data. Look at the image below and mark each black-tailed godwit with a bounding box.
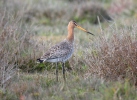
[37,20,94,81]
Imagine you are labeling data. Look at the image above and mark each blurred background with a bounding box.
[1,0,137,36]
[1,0,137,100]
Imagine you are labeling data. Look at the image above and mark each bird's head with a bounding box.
[68,20,94,35]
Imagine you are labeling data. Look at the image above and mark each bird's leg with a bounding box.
[62,62,66,81]
[56,62,58,82]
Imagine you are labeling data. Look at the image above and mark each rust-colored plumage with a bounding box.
[37,20,94,81]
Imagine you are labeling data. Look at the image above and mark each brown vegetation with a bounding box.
[1,0,137,99]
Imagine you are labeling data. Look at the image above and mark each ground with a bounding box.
[0,0,137,100]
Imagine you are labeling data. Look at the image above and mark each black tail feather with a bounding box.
[37,58,44,63]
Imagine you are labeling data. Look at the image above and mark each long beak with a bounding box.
[75,24,94,35]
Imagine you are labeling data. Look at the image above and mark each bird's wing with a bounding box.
[40,41,72,60]
[48,48,70,60]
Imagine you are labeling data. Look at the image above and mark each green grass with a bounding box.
[2,73,137,100]
[1,0,137,100]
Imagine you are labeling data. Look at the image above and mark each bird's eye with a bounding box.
[72,20,76,23]
[72,21,77,25]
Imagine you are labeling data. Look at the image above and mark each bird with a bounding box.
[37,20,94,81]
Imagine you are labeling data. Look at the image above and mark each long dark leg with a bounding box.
[56,62,58,82]
[62,62,66,81]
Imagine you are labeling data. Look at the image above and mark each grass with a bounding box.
[0,0,137,100]
[2,74,137,100]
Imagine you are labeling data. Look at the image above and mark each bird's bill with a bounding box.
[75,25,94,35]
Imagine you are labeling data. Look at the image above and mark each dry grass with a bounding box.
[1,0,137,99]
[0,13,30,89]
[0,0,38,89]
[83,23,137,82]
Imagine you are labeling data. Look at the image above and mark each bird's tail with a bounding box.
[37,58,44,63]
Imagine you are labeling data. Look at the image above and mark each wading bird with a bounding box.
[37,20,94,81]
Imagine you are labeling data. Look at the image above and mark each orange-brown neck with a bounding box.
[66,26,74,42]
